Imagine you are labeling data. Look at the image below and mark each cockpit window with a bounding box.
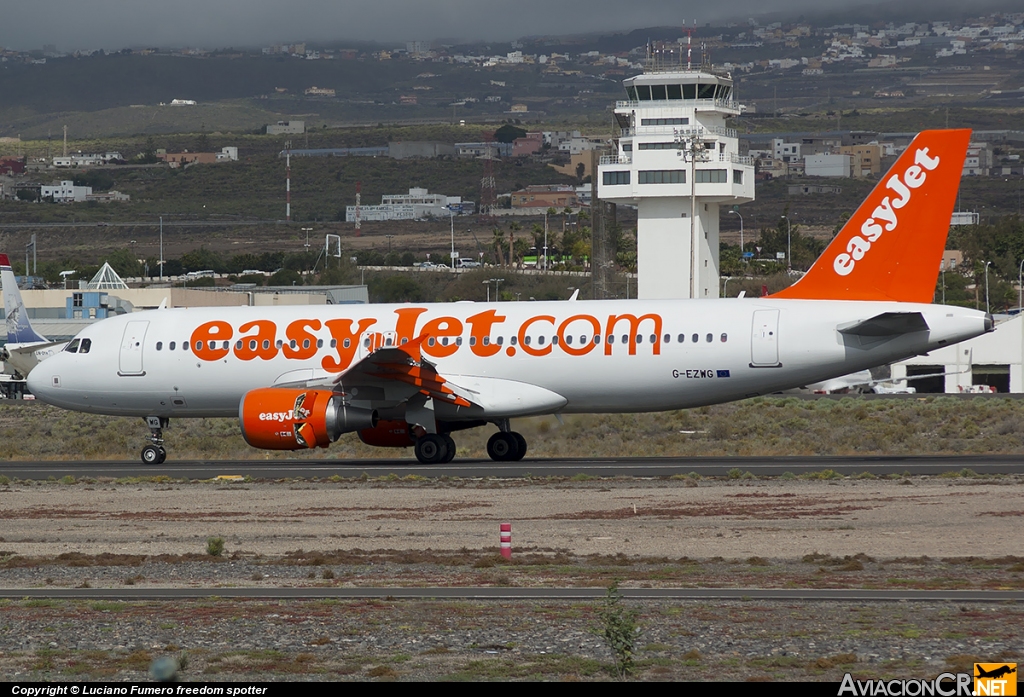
[65,339,80,353]
[79,339,92,354]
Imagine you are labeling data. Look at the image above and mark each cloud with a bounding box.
[0,0,997,51]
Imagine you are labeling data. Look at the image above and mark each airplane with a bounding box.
[1,254,68,378]
[27,129,992,465]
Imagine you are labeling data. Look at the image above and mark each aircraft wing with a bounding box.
[335,337,475,408]
[272,337,475,409]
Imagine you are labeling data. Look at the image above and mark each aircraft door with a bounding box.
[750,310,780,367]
[118,320,149,375]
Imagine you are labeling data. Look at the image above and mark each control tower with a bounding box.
[597,46,754,299]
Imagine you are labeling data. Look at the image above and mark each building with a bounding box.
[40,180,91,202]
[158,147,238,168]
[805,153,854,177]
[512,132,544,157]
[388,141,456,159]
[266,121,305,135]
[510,185,578,209]
[597,59,755,299]
[892,315,1024,393]
[345,188,471,221]
[304,86,336,97]
[839,144,883,177]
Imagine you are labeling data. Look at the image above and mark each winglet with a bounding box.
[771,129,971,303]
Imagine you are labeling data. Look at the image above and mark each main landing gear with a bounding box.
[413,433,457,465]
[141,416,168,465]
[410,421,528,465]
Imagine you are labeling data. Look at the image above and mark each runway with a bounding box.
[2,453,1023,479]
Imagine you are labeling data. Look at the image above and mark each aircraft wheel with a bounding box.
[414,434,448,465]
[141,445,161,465]
[441,434,457,463]
[486,432,519,462]
[157,447,167,464]
[510,432,527,461]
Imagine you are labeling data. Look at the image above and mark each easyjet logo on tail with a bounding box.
[770,129,971,304]
[833,147,941,277]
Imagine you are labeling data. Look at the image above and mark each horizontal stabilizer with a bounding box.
[838,312,928,337]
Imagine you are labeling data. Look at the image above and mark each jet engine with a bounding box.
[358,419,415,448]
[239,388,377,450]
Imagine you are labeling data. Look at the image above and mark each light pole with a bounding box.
[543,211,548,271]
[781,215,792,270]
[1018,258,1024,313]
[385,234,394,254]
[159,216,164,281]
[729,209,744,262]
[985,261,992,314]
[448,207,456,270]
[485,277,504,301]
[301,227,312,251]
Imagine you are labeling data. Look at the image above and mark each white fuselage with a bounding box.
[26,298,989,420]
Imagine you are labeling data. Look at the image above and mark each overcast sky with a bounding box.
[0,0,1002,52]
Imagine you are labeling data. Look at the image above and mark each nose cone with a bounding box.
[26,365,54,403]
[26,356,69,406]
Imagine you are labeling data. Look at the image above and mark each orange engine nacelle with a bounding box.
[358,419,416,448]
[239,388,377,450]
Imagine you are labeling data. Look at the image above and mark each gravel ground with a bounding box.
[0,475,1022,681]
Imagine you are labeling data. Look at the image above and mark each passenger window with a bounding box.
[692,334,699,343]
[678,334,685,343]
[607,335,614,344]
[250,340,257,350]
[594,335,601,344]
[510,336,517,346]
[551,336,558,345]
[222,341,229,350]
[276,340,283,349]
[566,335,573,345]
[341,339,348,349]
[721,333,728,342]
[262,340,270,350]
[621,334,627,344]
[636,334,642,344]
[156,342,163,351]
[234,341,242,350]
[428,337,436,347]
[706,333,713,343]
[290,340,298,349]
[316,339,323,349]
[664,334,670,344]
[650,334,657,344]
[183,341,189,351]
[497,336,504,345]
[170,341,176,351]
[208,341,216,350]
[456,337,462,346]
[441,337,448,346]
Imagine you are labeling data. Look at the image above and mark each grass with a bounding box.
[8,395,1024,461]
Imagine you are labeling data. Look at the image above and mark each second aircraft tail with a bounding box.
[1,253,48,345]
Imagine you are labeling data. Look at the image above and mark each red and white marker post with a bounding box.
[500,523,512,559]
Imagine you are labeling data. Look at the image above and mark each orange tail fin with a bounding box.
[771,129,971,303]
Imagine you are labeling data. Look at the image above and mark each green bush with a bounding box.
[206,537,225,557]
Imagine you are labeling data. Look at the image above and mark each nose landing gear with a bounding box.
[141,416,168,465]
